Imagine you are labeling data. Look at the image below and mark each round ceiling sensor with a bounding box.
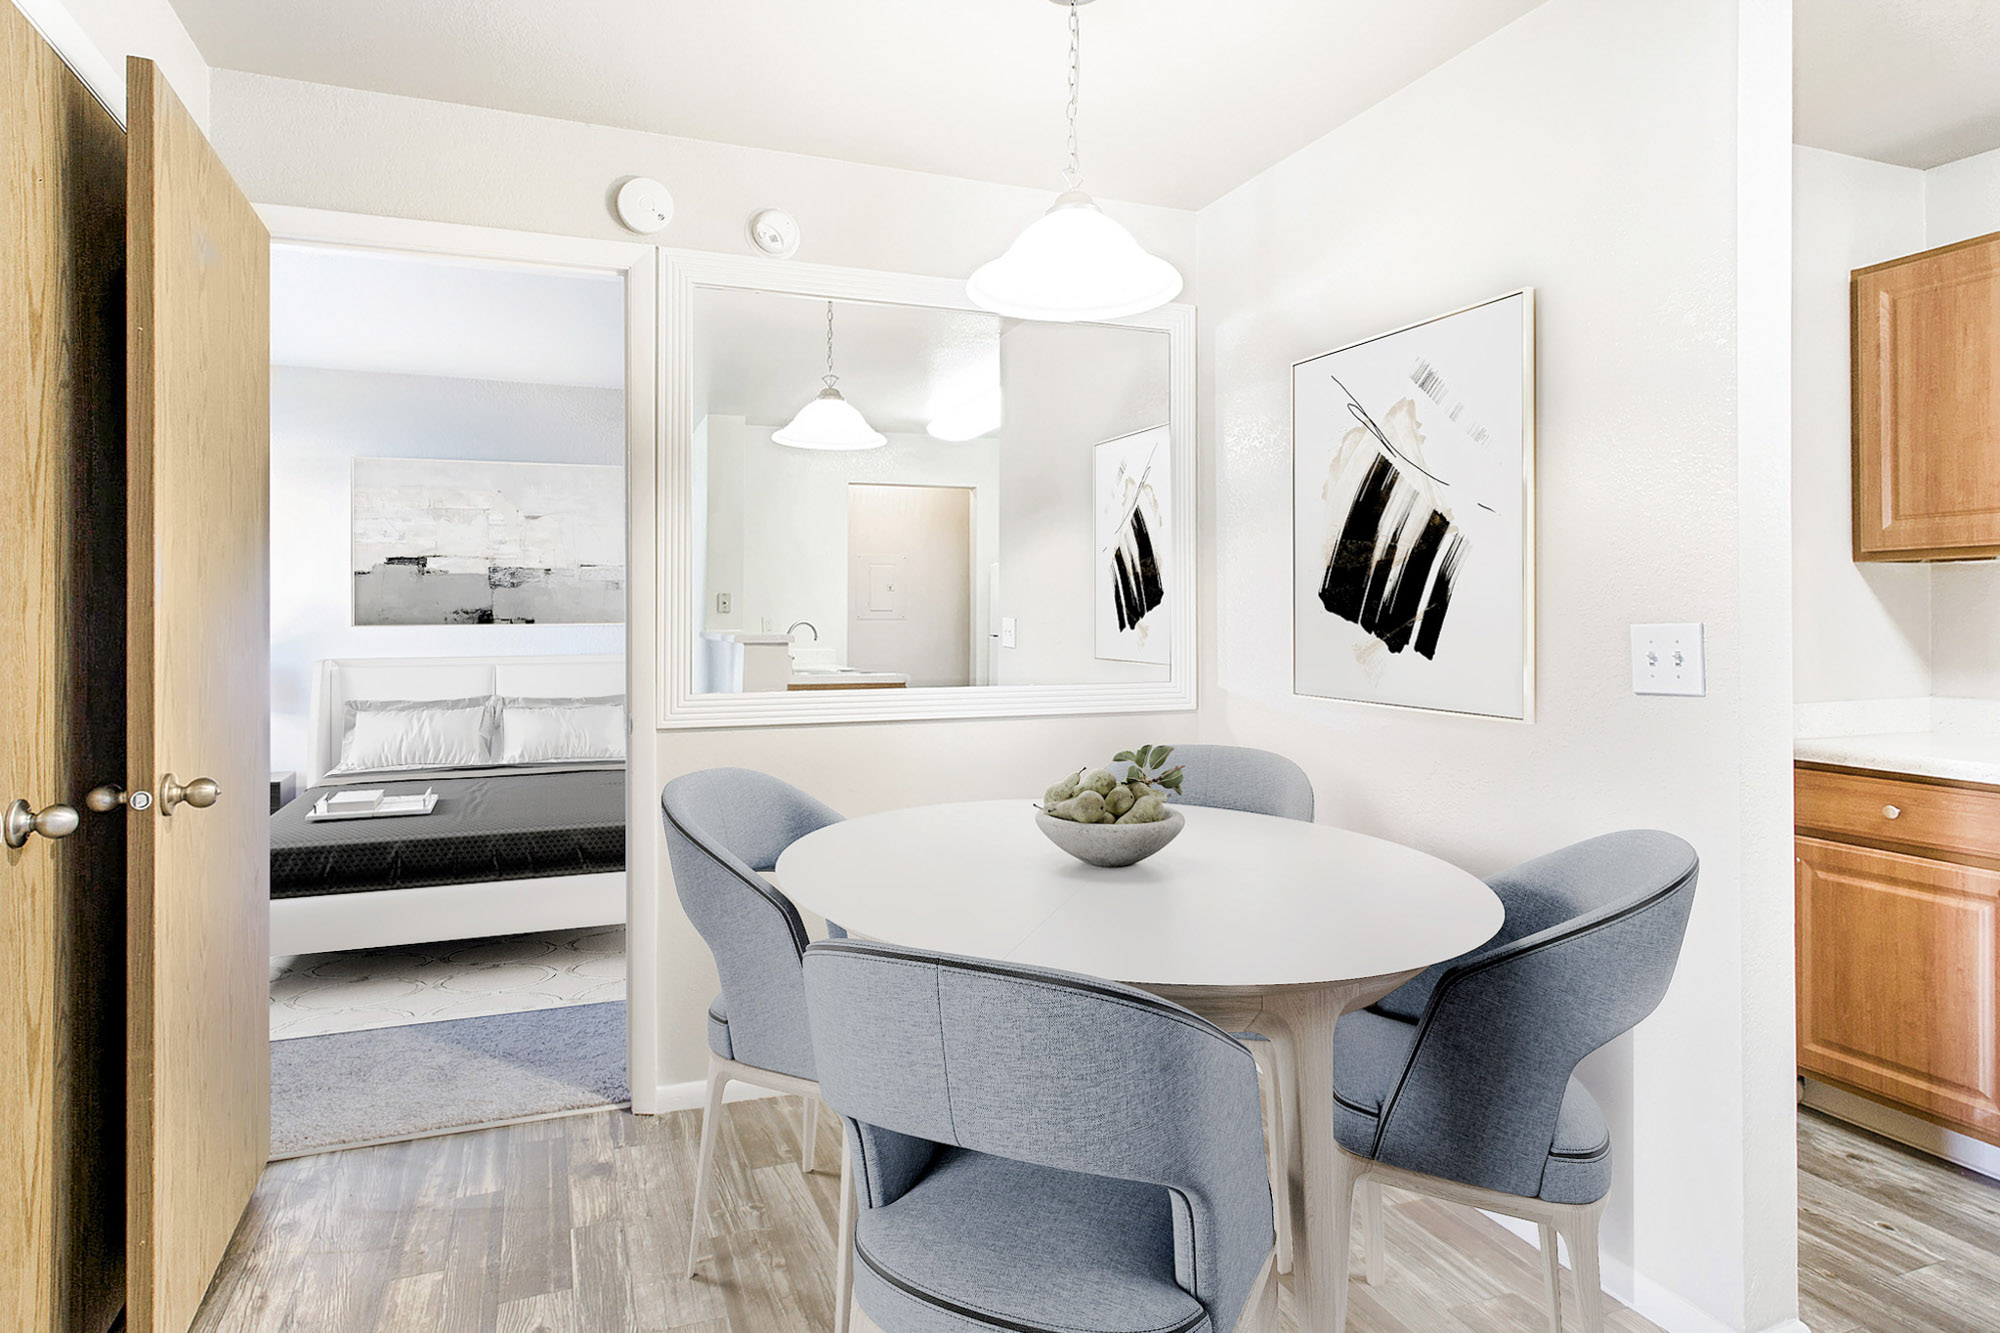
[748,208,802,259]
[614,177,674,234]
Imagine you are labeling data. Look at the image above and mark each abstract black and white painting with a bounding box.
[352,458,624,626]
[1096,425,1172,664]
[1293,291,1533,719]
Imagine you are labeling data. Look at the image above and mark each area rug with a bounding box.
[270,1001,628,1158]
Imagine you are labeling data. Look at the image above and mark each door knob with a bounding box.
[86,784,154,813]
[5,799,80,848]
[159,774,220,815]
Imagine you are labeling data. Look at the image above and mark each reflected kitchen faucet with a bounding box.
[787,620,819,642]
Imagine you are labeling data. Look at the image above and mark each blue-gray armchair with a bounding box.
[661,767,845,1290]
[803,937,1280,1333]
[1328,829,1699,1333]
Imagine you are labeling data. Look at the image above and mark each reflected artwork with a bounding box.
[1096,425,1172,665]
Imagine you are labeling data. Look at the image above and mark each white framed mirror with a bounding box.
[656,250,1195,728]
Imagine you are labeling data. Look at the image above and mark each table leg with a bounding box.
[1264,980,1363,1333]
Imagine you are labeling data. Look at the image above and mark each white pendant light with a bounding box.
[774,302,887,451]
[967,0,1182,322]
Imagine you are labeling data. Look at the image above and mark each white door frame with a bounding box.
[252,205,667,1111]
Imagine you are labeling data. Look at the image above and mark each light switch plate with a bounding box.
[715,592,730,615]
[1631,623,1705,696]
[1000,617,1017,649]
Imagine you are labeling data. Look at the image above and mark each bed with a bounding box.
[269,654,628,956]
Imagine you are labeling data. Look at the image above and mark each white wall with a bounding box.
[207,71,1196,285]
[1791,147,1930,705]
[1196,1,1796,1329]
[269,368,625,775]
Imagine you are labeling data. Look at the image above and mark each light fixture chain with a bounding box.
[1063,0,1082,190]
[824,300,837,387]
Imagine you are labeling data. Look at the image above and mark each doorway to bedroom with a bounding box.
[263,238,635,1157]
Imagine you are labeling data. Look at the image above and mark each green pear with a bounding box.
[1069,789,1107,823]
[1121,793,1167,824]
[1080,768,1117,796]
[1105,785,1136,817]
[1045,778,1079,805]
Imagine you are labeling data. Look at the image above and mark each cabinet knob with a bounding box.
[1882,804,1902,820]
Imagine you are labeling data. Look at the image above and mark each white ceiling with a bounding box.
[271,245,625,388]
[1796,0,2000,169]
[695,289,1005,437]
[171,0,1540,210]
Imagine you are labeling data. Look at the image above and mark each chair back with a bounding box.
[1371,829,1698,1198]
[661,768,842,1079]
[1120,744,1314,821]
[802,938,1273,1329]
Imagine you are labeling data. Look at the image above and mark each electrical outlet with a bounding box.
[716,592,731,614]
[1631,623,1705,696]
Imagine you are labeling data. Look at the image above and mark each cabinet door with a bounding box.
[1852,230,2000,560]
[1797,837,2000,1143]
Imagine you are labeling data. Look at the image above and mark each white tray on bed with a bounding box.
[305,788,439,821]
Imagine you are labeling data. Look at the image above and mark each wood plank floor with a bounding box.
[1796,1108,2000,1333]
[190,1096,1662,1333]
[200,1100,2000,1331]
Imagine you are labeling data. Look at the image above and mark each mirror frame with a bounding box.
[656,249,1196,729]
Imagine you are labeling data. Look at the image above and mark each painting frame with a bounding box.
[350,456,626,628]
[1095,424,1173,666]
[1290,289,1535,721]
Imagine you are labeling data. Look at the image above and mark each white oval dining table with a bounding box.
[775,799,1505,1333]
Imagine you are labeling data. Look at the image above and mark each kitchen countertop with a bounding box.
[1795,731,2000,787]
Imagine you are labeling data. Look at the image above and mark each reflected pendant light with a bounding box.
[967,0,1182,322]
[774,301,887,450]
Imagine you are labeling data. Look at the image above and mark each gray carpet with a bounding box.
[270,1002,628,1158]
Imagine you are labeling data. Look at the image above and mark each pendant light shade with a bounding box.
[967,190,1182,321]
[774,384,887,451]
[775,302,886,451]
[967,0,1182,323]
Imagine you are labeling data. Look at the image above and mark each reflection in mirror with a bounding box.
[690,288,1172,695]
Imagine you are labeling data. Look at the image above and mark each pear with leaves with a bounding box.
[1041,744,1183,824]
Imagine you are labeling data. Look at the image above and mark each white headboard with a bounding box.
[307,654,627,787]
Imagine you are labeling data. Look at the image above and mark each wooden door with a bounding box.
[1796,836,2000,1144]
[1852,230,2000,560]
[1,10,131,1333]
[125,59,271,1333]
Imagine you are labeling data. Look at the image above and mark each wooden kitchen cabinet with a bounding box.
[1851,229,2000,561]
[1797,764,2000,1145]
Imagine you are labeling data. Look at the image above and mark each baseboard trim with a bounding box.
[1801,1078,2000,1181]
[646,1077,789,1114]
[1484,1213,1803,1333]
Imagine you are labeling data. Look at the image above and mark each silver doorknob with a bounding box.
[1882,804,1902,820]
[5,799,80,849]
[159,774,220,815]
[86,784,154,813]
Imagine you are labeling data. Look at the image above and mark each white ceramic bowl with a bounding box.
[1034,806,1186,868]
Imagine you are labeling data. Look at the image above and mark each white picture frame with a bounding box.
[1292,289,1535,721]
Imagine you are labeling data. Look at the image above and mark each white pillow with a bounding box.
[498,695,626,764]
[331,697,494,774]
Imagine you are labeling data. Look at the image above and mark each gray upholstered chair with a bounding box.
[1118,744,1314,1272]
[802,938,1280,1333]
[1119,743,1315,823]
[661,767,847,1291]
[1327,829,1699,1333]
